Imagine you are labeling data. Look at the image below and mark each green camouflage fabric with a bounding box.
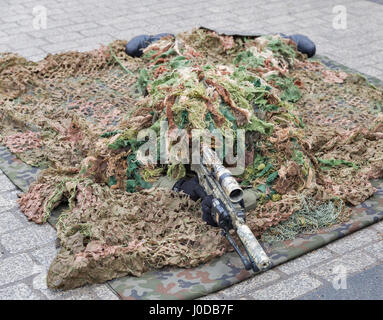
[110,178,383,300]
[0,55,382,300]
[0,146,40,192]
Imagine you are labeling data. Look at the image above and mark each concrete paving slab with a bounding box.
[373,220,383,234]
[311,249,378,282]
[0,254,38,286]
[299,263,383,300]
[248,273,323,300]
[0,283,42,300]
[213,269,281,298]
[326,228,380,254]
[0,174,17,193]
[30,243,59,268]
[363,241,383,261]
[1,224,57,254]
[0,210,25,234]
[278,248,335,275]
[0,194,17,211]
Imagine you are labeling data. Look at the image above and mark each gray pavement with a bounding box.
[299,264,383,300]
[1,0,383,300]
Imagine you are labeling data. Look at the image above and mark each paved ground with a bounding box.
[1,0,383,300]
[300,264,383,300]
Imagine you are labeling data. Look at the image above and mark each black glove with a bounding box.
[172,177,216,226]
[201,195,218,227]
[172,177,245,227]
[172,176,207,201]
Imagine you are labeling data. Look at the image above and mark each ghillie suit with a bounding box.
[0,29,382,290]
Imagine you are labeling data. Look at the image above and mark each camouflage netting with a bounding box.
[0,28,382,290]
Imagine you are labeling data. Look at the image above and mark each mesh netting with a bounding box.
[0,28,382,289]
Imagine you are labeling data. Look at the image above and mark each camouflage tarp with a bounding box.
[0,28,382,294]
[1,145,382,299]
[111,178,383,299]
